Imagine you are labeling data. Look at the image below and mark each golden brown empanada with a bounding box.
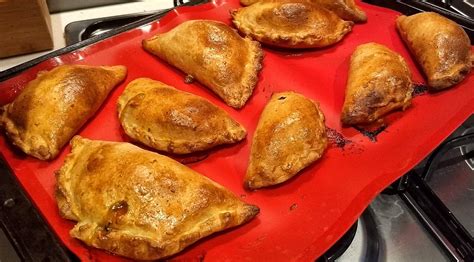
[316,0,366,23]
[0,65,126,160]
[240,0,367,23]
[56,136,259,260]
[142,20,263,109]
[117,78,247,154]
[245,92,327,189]
[341,43,413,125]
[397,12,473,90]
[231,1,353,49]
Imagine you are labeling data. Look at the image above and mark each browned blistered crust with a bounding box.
[396,12,473,90]
[117,78,247,154]
[341,43,413,125]
[231,1,353,49]
[56,136,259,260]
[0,65,127,160]
[240,0,367,23]
[245,92,328,189]
[142,20,263,109]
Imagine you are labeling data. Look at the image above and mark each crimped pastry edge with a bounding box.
[0,104,54,160]
[230,5,353,49]
[239,0,368,23]
[55,135,88,221]
[55,136,260,260]
[116,78,247,154]
[231,37,264,108]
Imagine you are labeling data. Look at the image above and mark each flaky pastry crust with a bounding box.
[232,1,353,49]
[56,136,259,260]
[0,65,126,160]
[397,12,473,90]
[142,20,263,109]
[240,0,367,23]
[245,92,327,189]
[341,43,413,125]
[117,78,247,154]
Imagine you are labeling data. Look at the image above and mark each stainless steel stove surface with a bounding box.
[338,195,449,261]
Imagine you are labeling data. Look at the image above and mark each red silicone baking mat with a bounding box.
[0,0,473,260]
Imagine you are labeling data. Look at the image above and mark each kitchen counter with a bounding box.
[0,0,174,72]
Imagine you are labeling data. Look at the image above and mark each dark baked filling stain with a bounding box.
[184,75,195,84]
[354,124,387,142]
[326,128,352,149]
[412,83,428,97]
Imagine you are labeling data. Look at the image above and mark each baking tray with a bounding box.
[0,0,473,260]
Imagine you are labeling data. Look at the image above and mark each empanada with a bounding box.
[341,43,413,125]
[245,92,327,189]
[0,65,126,160]
[240,0,367,23]
[232,1,353,49]
[56,136,259,260]
[397,12,473,90]
[117,78,247,154]
[142,20,263,109]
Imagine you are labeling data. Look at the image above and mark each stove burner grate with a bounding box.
[317,208,381,261]
[384,132,474,261]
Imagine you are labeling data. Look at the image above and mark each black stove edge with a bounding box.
[0,155,78,261]
[0,0,210,82]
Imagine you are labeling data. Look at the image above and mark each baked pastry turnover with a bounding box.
[117,78,247,154]
[397,12,473,90]
[232,1,353,49]
[245,92,327,189]
[142,20,263,109]
[56,136,259,260]
[240,0,367,23]
[0,65,126,160]
[341,43,413,125]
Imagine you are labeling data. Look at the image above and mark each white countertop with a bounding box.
[0,0,174,72]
